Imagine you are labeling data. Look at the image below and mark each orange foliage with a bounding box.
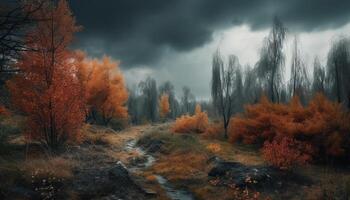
[172,104,209,133]
[261,137,313,170]
[206,143,221,153]
[159,94,170,118]
[0,105,10,116]
[7,0,84,150]
[76,54,128,124]
[202,122,224,139]
[229,93,350,162]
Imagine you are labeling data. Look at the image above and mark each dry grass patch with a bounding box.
[82,124,149,146]
[22,157,76,180]
[152,152,209,182]
[81,124,123,145]
[199,138,264,166]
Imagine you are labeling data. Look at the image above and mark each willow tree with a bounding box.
[257,17,286,103]
[289,36,309,103]
[181,86,195,114]
[312,57,326,95]
[139,77,158,122]
[327,37,350,107]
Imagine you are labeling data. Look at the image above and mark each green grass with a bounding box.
[138,128,206,154]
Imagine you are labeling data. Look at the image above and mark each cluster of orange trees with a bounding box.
[6,1,128,152]
[229,94,350,168]
[76,53,128,125]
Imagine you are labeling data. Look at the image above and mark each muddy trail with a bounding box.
[68,124,194,200]
[124,139,194,200]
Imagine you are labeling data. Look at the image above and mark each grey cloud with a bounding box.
[69,0,350,68]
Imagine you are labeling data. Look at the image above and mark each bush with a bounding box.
[172,105,209,133]
[261,137,313,170]
[202,122,224,139]
[229,94,350,163]
[0,105,10,116]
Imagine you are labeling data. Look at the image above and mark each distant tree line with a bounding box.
[127,77,200,124]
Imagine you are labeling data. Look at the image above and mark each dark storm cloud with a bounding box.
[69,0,350,68]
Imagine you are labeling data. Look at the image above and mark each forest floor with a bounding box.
[1,120,350,200]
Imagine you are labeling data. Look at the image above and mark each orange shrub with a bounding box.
[261,137,313,170]
[202,122,224,139]
[172,105,209,133]
[0,105,10,116]
[229,94,350,163]
[206,143,221,153]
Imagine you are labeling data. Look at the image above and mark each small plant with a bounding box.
[202,122,224,139]
[206,143,221,153]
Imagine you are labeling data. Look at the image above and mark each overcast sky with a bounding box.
[69,0,350,99]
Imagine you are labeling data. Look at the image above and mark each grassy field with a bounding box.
[1,117,350,200]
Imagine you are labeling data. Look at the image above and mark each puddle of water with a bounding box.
[124,139,194,200]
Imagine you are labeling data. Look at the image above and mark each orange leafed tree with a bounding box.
[76,54,128,125]
[7,0,84,151]
[159,94,170,119]
[172,104,209,133]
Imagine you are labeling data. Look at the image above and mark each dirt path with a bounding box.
[62,124,192,200]
[62,124,154,199]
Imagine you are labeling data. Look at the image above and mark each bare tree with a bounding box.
[0,0,43,73]
[211,51,242,138]
[289,36,309,103]
[139,77,158,122]
[327,37,350,106]
[181,86,195,114]
[243,65,261,104]
[257,17,286,103]
[234,61,244,112]
[312,56,326,95]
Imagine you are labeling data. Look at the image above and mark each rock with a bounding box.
[146,139,164,153]
[208,161,278,188]
[108,162,130,182]
[143,188,157,196]
[207,156,225,165]
[72,162,146,199]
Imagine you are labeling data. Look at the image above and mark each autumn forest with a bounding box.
[1,0,350,200]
